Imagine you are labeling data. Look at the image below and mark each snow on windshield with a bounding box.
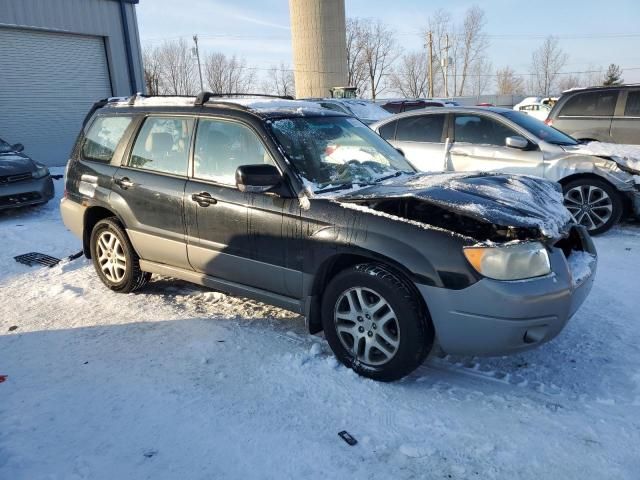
[270,116,413,191]
[567,142,640,172]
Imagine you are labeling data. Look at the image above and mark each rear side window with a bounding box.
[378,120,398,140]
[624,91,640,116]
[129,116,194,176]
[82,115,132,163]
[559,91,618,117]
[194,118,275,186]
[396,115,445,143]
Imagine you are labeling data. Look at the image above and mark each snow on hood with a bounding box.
[565,142,640,172]
[335,172,572,239]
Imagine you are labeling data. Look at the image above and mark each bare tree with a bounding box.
[557,74,583,92]
[345,18,369,96]
[530,36,568,96]
[359,19,398,100]
[495,66,525,95]
[157,38,198,95]
[582,64,605,87]
[142,45,162,95]
[471,57,492,97]
[456,6,488,96]
[426,9,453,97]
[204,52,255,94]
[389,52,428,98]
[262,63,295,97]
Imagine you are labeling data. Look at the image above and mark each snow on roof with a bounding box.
[340,100,392,121]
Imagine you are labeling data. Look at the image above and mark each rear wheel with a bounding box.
[562,178,622,235]
[321,263,433,381]
[90,218,150,293]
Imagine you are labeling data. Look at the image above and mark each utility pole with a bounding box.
[192,34,204,92]
[427,31,433,98]
[443,34,449,98]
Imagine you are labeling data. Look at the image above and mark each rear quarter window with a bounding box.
[82,115,133,163]
[559,90,618,117]
[624,91,640,116]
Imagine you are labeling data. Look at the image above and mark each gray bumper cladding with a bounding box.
[419,238,597,357]
[0,175,54,210]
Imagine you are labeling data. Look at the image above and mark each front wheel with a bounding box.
[321,264,433,382]
[562,178,622,235]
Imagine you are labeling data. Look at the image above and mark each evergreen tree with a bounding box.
[603,64,623,86]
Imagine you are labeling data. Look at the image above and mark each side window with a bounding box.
[194,119,275,186]
[624,91,640,116]
[560,91,618,117]
[82,115,132,163]
[129,117,193,176]
[378,120,398,140]
[396,115,445,143]
[454,114,516,146]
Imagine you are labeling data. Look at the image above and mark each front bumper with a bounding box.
[418,227,597,356]
[0,175,54,210]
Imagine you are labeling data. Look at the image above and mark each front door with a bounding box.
[185,117,300,297]
[113,115,194,269]
[449,113,545,177]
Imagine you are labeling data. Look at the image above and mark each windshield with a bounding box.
[500,111,578,146]
[0,138,12,153]
[270,116,414,191]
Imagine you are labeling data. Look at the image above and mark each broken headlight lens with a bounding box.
[463,242,551,280]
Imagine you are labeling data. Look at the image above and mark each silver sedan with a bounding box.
[371,107,640,234]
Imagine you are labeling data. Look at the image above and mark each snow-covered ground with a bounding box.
[1,172,639,479]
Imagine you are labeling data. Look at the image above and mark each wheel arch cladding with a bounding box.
[83,207,123,258]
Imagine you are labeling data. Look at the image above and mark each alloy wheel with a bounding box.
[564,185,613,231]
[96,231,127,283]
[334,286,400,366]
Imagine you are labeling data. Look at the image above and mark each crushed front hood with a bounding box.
[0,154,34,176]
[336,172,572,239]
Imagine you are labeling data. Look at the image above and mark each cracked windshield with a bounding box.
[270,116,414,192]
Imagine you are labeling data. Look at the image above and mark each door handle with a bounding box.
[115,177,135,189]
[192,191,217,207]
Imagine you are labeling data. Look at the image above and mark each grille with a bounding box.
[0,191,41,207]
[0,172,33,185]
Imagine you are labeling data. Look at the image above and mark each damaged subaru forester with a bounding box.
[61,94,597,381]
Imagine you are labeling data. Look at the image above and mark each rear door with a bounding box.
[610,89,640,144]
[391,113,448,171]
[112,115,193,269]
[184,116,299,297]
[450,113,545,177]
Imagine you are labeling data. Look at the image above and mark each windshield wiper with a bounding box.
[314,182,355,194]
[373,170,413,183]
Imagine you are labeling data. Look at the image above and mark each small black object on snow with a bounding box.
[51,174,64,180]
[338,430,358,446]
[143,450,158,458]
[14,251,83,268]
[8,326,18,332]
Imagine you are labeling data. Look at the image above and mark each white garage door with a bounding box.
[0,28,112,167]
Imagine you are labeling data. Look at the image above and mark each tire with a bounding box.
[321,263,433,382]
[89,217,150,293]
[562,178,622,235]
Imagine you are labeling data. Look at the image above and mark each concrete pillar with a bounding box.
[289,0,348,98]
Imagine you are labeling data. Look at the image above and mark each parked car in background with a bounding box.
[372,107,640,234]
[310,98,391,125]
[0,137,54,210]
[546,85,640,144]
[379,99,452,113]
[61,94,596,381]
[514,101,551,121]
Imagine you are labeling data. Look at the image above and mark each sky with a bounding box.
[136,0,640,93]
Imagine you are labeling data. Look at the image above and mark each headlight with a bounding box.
[32,163,50,179]
[463,242,551,280]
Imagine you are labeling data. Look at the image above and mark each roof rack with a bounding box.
[194,92,295,106]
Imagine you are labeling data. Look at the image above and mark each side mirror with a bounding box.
[12,143,25,152]
[236,164,282,193]
[505,136,529,150]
